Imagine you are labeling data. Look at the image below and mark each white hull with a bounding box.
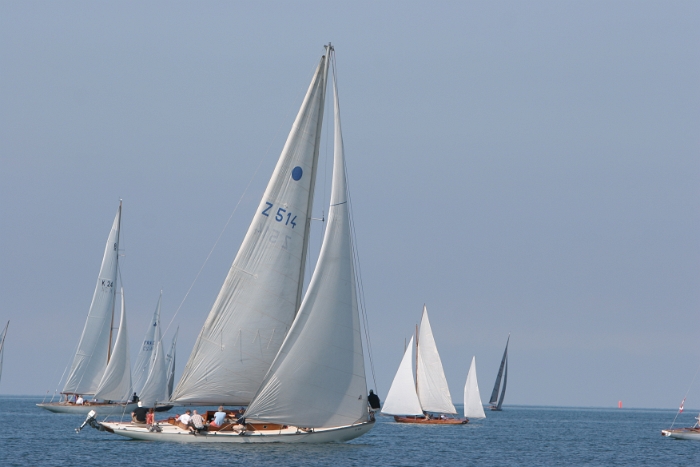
[100,419,374,443]
[37,402,138,415]
[662,428,700,440]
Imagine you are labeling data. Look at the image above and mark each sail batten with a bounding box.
[172,52,331,405]
[94,289,132,402]
[63,203,121,395]
[245,50,368,428]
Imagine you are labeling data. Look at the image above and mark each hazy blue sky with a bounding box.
[1,1,698,409]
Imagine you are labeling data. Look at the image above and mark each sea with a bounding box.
[2,396,700,466]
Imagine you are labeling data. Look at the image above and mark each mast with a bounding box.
[415,323,419,393]
[294,42,331,313]
[107,200,122,364]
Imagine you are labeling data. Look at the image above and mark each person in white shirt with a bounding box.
[75,395,84,405]
[177,410,191,425]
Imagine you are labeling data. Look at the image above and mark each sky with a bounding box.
[1,1,698,409]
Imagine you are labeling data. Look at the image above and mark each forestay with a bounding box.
[63,202,121,395]
[463,356,486,419]
[381,336,423,416]
[94,289,132,402]
[416,306,456,414]
[132,294,162,396]
[172,53,330,405]
[245,63,367,428]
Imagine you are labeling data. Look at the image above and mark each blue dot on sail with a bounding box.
[292,166,303,181]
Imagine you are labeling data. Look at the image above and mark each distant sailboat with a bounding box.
[464,356,486,419]
[0,321,9,385]
[84,45,376,443]
[489,335,509,411]
[382,306,467,425]
[132,293,173,411]
[165,327,178,399]
[38,202,137,414]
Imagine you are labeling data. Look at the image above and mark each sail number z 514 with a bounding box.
[262,202,297,228]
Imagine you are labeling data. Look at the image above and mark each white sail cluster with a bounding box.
[63,203,122,396]
[172,52,330,406]
[245,70,367,428]
[383,305,485,418]
[94,289,132,401]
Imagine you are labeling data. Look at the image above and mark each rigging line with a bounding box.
[670,362,700,428]
[331,53,377,392]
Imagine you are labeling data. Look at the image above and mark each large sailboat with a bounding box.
[489,334,509,411]
[85,44,375,443]
[38,202,136,414]
[381,305,466,425]
[0,321,9,385]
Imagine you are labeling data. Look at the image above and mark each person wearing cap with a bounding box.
[131,401,148,424]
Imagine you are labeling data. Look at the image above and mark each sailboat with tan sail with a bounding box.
[82,44,376,443]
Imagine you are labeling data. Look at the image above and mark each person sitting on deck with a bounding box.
[368,390,381,410]
[131,392,139,403]
[146,407,155,425]
[177,410,191,426]
[131,401,148,424]
[75,395,84,405]
[211,406,226,428]
[188,410,207,434]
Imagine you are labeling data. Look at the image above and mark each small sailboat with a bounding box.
[84,44,375,443]
[0,321,9,384]
[38,202,137,414]
[382,306,466,424]
[489,334,509,411]
[464,356,486,419]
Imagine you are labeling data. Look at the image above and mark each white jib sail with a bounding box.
[416,305,457,414]
[63,202,121,395]
[95,289,132,402]
[172,52,330,406]
[131,293,162,396]
[138,315,169,406]
[245,58,368,428]
[381,336,423,416]
[165,327,178,398]
[0,321,8,385]
[463,356,486,419]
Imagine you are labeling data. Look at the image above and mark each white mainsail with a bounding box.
[245,65,367,428]
[0,321,8,385]
[165,327,178,398]
[63,202,121,395]
[416,305,457,414]
[171,52,330,406]
[139,339,169,406]
[94,289,132,402]
[463,356,485,419]
[381,336,423,416]
[132,293,162,396]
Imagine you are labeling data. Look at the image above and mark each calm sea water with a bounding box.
[2,396,700,466]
